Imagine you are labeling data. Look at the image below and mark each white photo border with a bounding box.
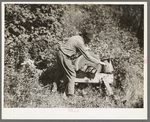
[1,1,147,120]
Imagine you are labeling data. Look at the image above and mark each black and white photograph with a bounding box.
[1,1,147,119]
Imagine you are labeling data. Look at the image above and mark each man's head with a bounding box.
[82,30,94,44]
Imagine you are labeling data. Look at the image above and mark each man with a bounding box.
[52,30,106,97]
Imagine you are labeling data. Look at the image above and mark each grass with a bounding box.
[4,78,134,108]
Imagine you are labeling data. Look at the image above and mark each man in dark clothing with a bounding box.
[52,30,106,97]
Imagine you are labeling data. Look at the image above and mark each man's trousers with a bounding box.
[54,50,76,95]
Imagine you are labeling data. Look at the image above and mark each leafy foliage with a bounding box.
[4,4,144,108]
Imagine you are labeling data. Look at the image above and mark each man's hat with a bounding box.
[84,30,94,40]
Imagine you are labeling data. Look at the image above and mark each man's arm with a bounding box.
[75,39,106,65]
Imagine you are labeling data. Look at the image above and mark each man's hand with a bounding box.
[84,46,91,51]
[99,61,107,66]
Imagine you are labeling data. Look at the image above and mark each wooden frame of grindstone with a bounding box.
[75,73,114,95]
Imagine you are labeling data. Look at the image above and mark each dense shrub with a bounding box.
[4,4,144,108]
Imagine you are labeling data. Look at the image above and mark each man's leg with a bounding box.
[58,51,76,95]
[64,73,76,95]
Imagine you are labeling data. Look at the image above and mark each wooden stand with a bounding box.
[75,53,114,96]
[75,73,114,95]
